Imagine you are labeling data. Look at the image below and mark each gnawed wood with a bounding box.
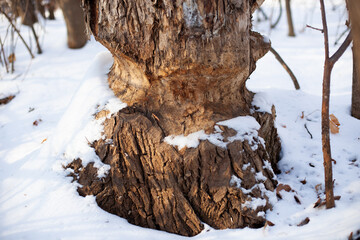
[70,0,281,236]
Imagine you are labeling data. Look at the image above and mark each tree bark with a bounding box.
[285,0,295,37]
[349,0,360,119]
[58,0,87,49]
[72,0,281,236]
[320,0,352,209]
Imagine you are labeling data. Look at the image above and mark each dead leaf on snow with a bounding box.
[314,198,322,208]
[334,195,341,201]
[297,217,310,226]
[276,184,292,199]
[315,184,322,196]
[33,119,42,126]
[8,53,16,63]
[330,114,340,126]
[330,114,340,134]
[263,220,275,230]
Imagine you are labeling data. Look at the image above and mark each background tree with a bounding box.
[285,0,295,36]
[348,0,360,119]
[319,0,352,209]
[12,0,42,54]
[58,0,87,49]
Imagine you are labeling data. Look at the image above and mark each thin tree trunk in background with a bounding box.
[285,0,295,37]
[319,0,352,209]
[349,0,360,119]
[58,0,87,49]
[47,0,56,20]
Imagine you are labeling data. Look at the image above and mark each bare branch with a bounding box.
[0,8,35,59]
[334,27,350,45]
[304,123,313,139]
[269,46,300,90]
[0,36,9,73]
[306,25,324,33]
[329,31,352,65]
[320,0,330,60]
[31,25,42,54]
[271,0,283,29]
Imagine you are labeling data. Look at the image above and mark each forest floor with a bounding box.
[0,0,359,239]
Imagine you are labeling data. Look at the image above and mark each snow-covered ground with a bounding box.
[0,1,359,239]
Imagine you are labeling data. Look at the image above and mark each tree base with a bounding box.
[66,106,280,236]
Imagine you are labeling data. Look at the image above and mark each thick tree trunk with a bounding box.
[349,0,360,119]
[58,0,87,49]
[71,0,281,236]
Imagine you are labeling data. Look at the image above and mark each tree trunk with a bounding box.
[70,0,281,236]
[36,0,46,19]
[285,0,295,37]
[58,0,87,49]
[349,0,360,119]
[11,0,38,26]
[47,0,56,20]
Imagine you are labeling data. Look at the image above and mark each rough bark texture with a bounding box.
[58,0,87,49]
[70,0,281,236]
[67,107,280,237]
[82,0,270,136]
[349,0,360,119]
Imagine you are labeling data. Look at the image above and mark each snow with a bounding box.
[164,130,207,150]
[0,1,359,239]
[165,116,262,150]
[165,116,261,150]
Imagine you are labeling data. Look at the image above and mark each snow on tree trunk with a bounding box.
[68,0,281,236]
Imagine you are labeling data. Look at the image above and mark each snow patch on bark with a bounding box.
[252,92,273,114]
[164,116,264,150]
[164,130,207,150]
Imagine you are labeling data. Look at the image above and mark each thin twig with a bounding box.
[0,9,35,59]
[269,46,300,90]
[0,36,9,73]
[10,25,14,73]
[304,123,313,139]
[306,24,324,33]
[334,27,350,46]
[258,7,269,20]
[31,25,42,54]
[271,0,283,29]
